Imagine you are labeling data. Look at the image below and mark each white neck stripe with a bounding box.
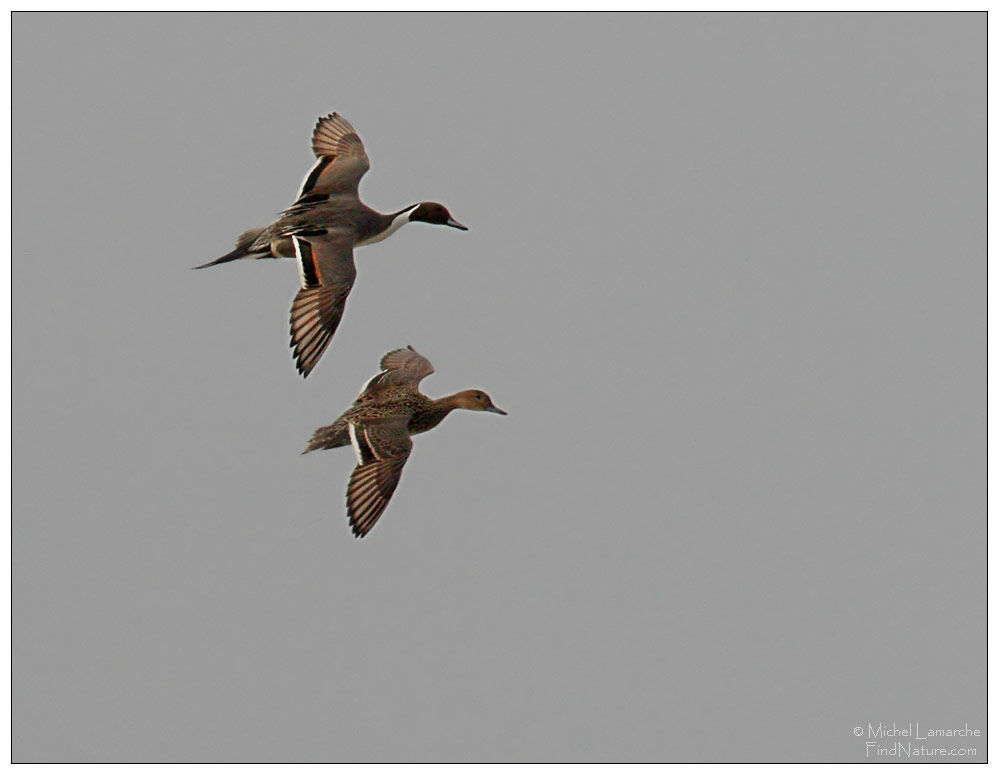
[355,205,419,248]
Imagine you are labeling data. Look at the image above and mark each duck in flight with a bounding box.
[303,346,506,538]
[195,113,467,377]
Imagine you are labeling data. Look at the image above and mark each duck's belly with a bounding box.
[269,237,296,258]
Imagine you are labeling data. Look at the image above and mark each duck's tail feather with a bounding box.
[193,227,267,269]
[302,418,352,453]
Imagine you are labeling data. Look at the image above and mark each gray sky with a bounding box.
[13,12,984,763]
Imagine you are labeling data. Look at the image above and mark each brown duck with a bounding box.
[195,113,467,377]
[304,346,506,538]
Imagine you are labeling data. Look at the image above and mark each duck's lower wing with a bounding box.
[346,416,413,538]
[289,231,357,377]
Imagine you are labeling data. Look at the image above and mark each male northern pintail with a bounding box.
[303,346,506,538]
[195,113,467,377]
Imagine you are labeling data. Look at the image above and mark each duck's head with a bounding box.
[453,389,506,415]
[409,202,468,231]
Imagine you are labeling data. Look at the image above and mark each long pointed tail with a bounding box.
[193,247,250,269]
[193,227,267,269]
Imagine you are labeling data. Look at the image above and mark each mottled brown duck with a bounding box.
[304,346,506,538]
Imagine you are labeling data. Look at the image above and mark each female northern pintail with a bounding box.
[303,346,506,538]
[195,113,467,377]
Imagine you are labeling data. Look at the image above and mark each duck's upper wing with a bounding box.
[293,113,371,203]
[358,346,436,398]
[288,230,357,377]
[346,415,413,538]
[379,346,435,378]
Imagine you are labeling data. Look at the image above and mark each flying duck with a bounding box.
[195,113,467,377]
[303,346,506,538]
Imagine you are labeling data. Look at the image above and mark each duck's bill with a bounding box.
[486,406,507,415]
[446,218,468,231]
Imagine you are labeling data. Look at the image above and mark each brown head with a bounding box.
[408,202,468,231]
[451,389,507,415]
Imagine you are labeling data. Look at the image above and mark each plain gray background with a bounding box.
[13,12,985,763]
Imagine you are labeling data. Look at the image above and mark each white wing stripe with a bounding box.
[347,423,363,465]
[293,236,307,288]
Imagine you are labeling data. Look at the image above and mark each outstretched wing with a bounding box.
[294,113,370,203]
[346,416,413,538]
[358,346,435,398]
[288,230,357,377]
